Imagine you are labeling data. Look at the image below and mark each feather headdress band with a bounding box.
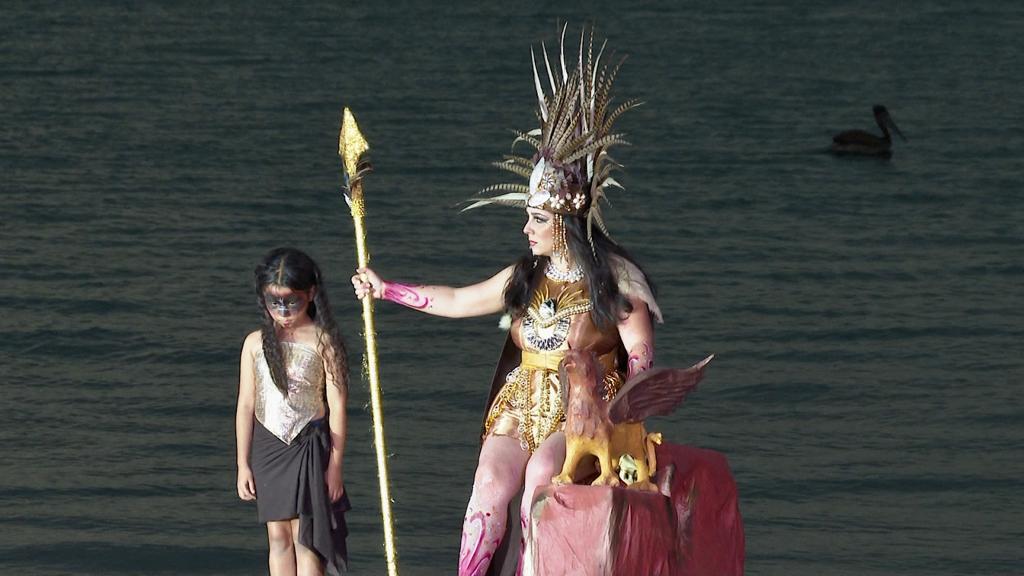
[464,25,641,244]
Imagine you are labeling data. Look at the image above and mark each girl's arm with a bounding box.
[351,265,513,318]
[324,344,347,503]
[235,331,259,501]
[618,297,655,379]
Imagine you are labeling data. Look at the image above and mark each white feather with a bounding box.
[498,314,512,330]
[529,158,546,197]
[559,23,569,82]
[604,176,624,190]
[541,42,557,95]
[531,48,548,123]
[461,193,529,212]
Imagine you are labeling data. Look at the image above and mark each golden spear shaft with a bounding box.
[338,108,400,576]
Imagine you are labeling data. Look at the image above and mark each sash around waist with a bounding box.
[520,350,565,371]
[519,350,617,373]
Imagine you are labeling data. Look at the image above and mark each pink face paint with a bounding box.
[627,341,654,379]
[382,281,432,310]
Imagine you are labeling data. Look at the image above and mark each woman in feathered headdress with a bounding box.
[352,26,660,575]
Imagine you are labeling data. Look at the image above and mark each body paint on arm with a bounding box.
[382,281,433,310]
[627,341,654,379]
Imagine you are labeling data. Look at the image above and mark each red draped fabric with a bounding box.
[525,443,744,576]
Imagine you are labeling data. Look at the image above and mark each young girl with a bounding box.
[236,247,351,576]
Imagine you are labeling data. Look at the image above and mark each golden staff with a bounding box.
[338,108,400,576]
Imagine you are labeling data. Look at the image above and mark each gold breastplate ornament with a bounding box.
[521,284,591,352]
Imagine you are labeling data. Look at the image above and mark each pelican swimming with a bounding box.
[830,105,907,158]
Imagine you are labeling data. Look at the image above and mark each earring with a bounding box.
[553,215,569,259]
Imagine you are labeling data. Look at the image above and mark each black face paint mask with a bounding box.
[264,292,308,316]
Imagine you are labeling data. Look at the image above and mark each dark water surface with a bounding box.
[2,1,1022,575]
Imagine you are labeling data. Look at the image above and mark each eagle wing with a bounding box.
[607,355,713,424]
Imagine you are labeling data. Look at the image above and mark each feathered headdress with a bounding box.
[464,25,640,245]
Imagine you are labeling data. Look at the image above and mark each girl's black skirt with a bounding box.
[251,418,351,574]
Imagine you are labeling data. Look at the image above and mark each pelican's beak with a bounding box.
[886,114,908,142]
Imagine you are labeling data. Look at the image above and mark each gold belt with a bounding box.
[520,350,566,371]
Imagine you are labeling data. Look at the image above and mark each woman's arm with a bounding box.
[323,344,347,503]
[235,331,259,501]
[352,265,513,318]
[618,297,655,379]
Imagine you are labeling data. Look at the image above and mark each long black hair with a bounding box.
[254,247,349,395]
[503,215,655,330]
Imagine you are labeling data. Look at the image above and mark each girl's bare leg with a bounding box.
[267,520,297,576]
[290,517,325,576]
[459,434,530,576]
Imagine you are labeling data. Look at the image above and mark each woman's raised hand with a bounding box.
[351,267,384,300]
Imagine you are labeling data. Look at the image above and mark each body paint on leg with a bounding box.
[458,510,503,576]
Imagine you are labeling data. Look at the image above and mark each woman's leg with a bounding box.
[267,520,297,576]
[459,434,530,576]
[290,517,324,576]
[517,431,567,568]
[520,431,566,523]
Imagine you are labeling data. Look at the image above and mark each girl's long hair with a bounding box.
[503,215,655,329]
[254,247,349,395]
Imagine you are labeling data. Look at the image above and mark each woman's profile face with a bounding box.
[523,208,555,257]
[263,284,313,328]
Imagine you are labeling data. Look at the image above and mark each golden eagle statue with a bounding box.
[553,350,713,492]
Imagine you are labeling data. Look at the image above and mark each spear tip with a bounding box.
[339,107,370,177]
